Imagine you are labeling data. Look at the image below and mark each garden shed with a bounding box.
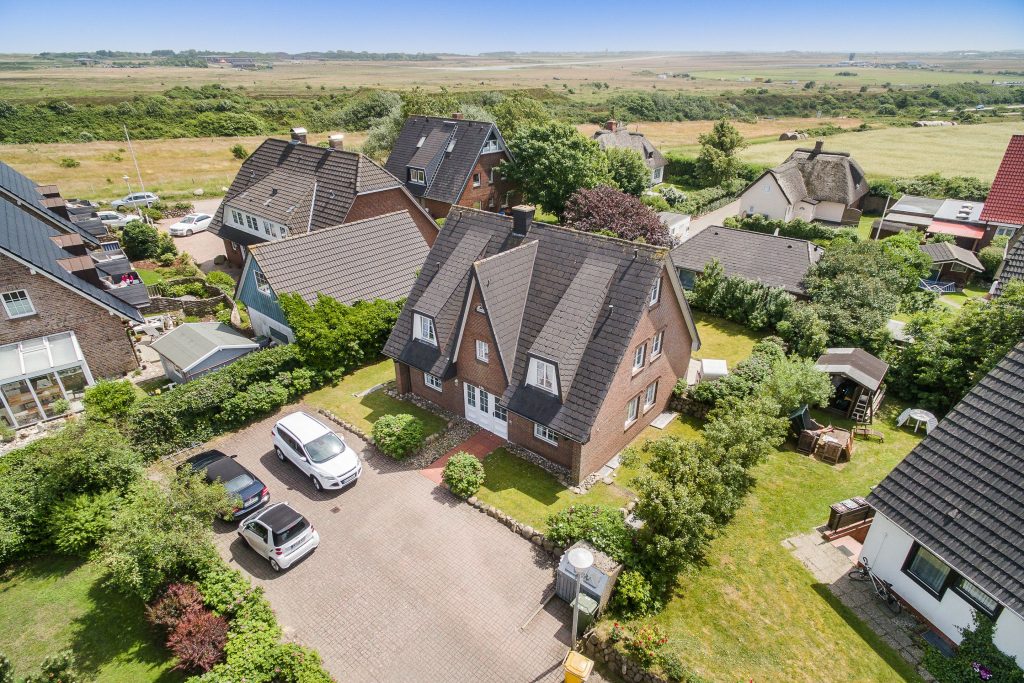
[814,348,888,423]
[150,322,259,384]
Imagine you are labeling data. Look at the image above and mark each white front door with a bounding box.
[464,382,508,439]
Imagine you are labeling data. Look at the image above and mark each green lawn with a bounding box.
[940,282,990,308]
[136,268,164,285]
[691,312,766,367]
[305,359,448,437]
[0,556,180,682]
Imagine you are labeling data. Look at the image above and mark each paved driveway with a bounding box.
[156,198,239,277]
[209,405,590,683]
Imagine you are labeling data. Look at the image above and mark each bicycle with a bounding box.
[848,557,902,615]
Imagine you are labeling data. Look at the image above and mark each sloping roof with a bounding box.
[669,226,823,296]
[926,220,985,240]
[592,128,666,171]
[890,194,944,217]
[920,241,983,272]
[150,322,257,371]
[384,208,700,443]
[0,161,100,246]
[385,116,508,206]
[994,233,1024,297]
[759,144,868,207]
[209,138,405,243]
[868,341,1024,618]
[979,134,1024,226]
[814,347,888,391]
[247,210,430,306]
[0,195,144,323]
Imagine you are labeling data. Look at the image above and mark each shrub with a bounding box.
[49,397,71,415]
[83,379,138,421]
[196,564,251,616]
[442,452,485,499]
[723,214,841,242]
[545,504,635,564]
[689,259,795,331]
[563,185,669,246]
[59,157,79,168]
[121,220,162,260]
[167,609,228,672]
[205,270,236,294]
[146,583,205,635]
[979,244,1005,280]
[0,425,13,443]
[230,143,248,160]
[657,652,693,683]
[610,569,660,618]
[621,624,669,668]
[20,650,79,683]
[48,490,119,554]
[217,381,289,426]
[372,414,424,459]
[923,614,1023,683]
[165,281,209,298]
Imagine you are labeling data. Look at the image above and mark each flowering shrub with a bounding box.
[146,583,205,636]
[442,452,485,499]
[621,624,669,668]
[610,622,626,643]
[923,614,1023,683]
[167,609,229,672]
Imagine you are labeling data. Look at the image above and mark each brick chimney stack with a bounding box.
[328,134,344,150]
[290,127,308,144]
[511,205,535,236]
[812,139,824,154]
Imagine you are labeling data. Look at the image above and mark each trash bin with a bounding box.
[570,593,599,637]
[563,650,594,683]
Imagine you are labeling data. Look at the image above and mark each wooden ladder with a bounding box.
[851,394,870,424]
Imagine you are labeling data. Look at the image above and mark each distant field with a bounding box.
[0,131,368,202]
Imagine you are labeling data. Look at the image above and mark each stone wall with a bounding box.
[146,277,232,316]
[581,632,670,683]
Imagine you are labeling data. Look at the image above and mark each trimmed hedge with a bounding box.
[371,414,425,459]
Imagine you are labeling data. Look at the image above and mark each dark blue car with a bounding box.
[183,450,270,520]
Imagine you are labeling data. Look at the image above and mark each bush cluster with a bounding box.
[689,260,796,331]
[372,414,425,459]
[923,615,1023,683]
[121,220,177,261]
[545,504,636,565]
[442,452,485,499]
[675,181,745,216]
[869,172,991,202]
[722,214,847,243]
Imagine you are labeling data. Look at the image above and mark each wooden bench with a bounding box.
[853,425,885,442]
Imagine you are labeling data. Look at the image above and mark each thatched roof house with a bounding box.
[592,121,667,185]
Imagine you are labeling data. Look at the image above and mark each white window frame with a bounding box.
[410,168,425,185]
[254,269,271,296]
[649,276,662,305]
[533,422,558,445]
[651,330,664,359]
[644,381,658,411]
[625,396,640,428]
[528,357,558,394]
[472,173,481,188]
[633,343,646,373]
[413,313,437,346]
[489,167,497,184]
[481,138,501,154]
[2,290,35,319]
[995,225,1017,238]
[424,373,442,392]
[475,340,489,363]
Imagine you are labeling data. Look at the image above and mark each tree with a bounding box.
[400,86,460,120]
[762,357,834,413]
[499,121,610,217]
[562,185,668,246]
[881,231,933,290]
[695,119,746,186]
[604,147,650,196]
[490,93,550,142]
[121,220,161,260]
[775,301,829,358]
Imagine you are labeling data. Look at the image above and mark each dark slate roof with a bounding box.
[209,138,406,243]
[0,195,144,323]
[0,161,100,246]
[670,226,823,296]
[868,341,1024,617]
[248,210,430,306]
[994,233,1024,297]
[384,116,509,206]
[920,241,983,272]
[760,145,868,207]
[384,208,700,443]
[814,347,888,391]
[592,128,667,170]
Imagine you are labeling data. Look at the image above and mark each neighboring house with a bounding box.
[739,141,867,224]
[592,120,667,185]
[874,194,1007,252]
[978,133,1024,240]
[0,161,106,246]
[0,188,144,429]
[383,205,701,485]
[208,129,438,267]
[237,211,432,343]
[150,322,260,383]
[669,225,823,298]
[658,212,690,244]
[862,340,1024,661]
[384,113,518,219]
[993,230,1024,297]
[919,241,983,286]
[814,348,888,423]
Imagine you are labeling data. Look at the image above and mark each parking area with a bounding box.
[155,197,240,277]
[209,404,595,683]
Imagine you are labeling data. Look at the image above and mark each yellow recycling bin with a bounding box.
[563,650,594,683]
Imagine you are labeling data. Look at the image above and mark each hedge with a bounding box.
[371,414,425,459]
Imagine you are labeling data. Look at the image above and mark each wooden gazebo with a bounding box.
[814,348,889,423]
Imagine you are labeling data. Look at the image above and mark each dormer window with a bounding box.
[649,277,661,305]
[254,270,271,296]
[481,136,501,154]
[528,357,558,395]
[413,313,436,346]
[409,168,425,185]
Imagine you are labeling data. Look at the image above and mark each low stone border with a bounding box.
[465,495,564,559]
[581,632,669,683]
[317,408,373,443]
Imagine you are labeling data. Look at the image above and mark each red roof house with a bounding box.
[980,134,1024,227]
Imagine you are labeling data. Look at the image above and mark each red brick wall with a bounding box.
[507,412,579,470]
[405,362,464,416]
[455,153,518,213]
[577,268,693,482]
[0,254,138,379]
[422,198,454,220]
[454,285,508,397]
[346,189,439,247]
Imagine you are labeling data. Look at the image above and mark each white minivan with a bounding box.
[272,411,361,492]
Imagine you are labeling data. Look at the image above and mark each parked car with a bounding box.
[238,502,319,572]
[96,210,135,228]
[182,449,270,520]
[168,213,213,237]
[272,411,361,492]
[111,192,159,209]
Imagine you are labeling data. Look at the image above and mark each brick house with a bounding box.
[384,114,518,219]
[383,206,701,484]
[208,129,438,267]
[0,167,144,429]
[592,120,667,186]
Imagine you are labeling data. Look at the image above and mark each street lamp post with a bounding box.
[567,547,594,652]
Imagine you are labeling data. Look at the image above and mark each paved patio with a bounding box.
[209,405,608,682]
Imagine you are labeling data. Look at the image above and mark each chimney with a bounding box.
[511,205,535,236]
[604,120,618,132]
[328,133,344,150]
[451,112,464,120]
[290,127,308,144]
[812,139,824,154]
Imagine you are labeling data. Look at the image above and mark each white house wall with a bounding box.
[739,175,792,221]
[861,513,1024,661]
[814,201,846,224]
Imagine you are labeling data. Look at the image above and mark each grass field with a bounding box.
[0,556,180,682]
[691,312,767,367]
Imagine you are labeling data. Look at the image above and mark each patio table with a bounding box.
[907,409,935,433]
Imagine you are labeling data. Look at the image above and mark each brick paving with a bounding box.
[209,405,607,683]
[419,429,504,485]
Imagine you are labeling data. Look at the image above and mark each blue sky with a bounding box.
[0,0,1022,53]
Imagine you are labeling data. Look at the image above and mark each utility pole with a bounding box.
[872,194,891,241]
[123,125,150,225]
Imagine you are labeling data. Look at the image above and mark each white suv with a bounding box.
[272,411,362,492]
[238,502,319,572]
